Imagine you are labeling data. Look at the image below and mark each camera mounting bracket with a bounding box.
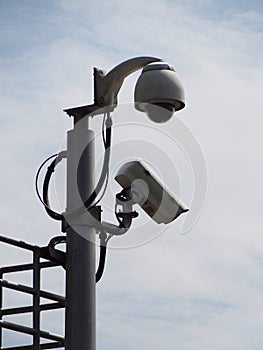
[63,56,163,122]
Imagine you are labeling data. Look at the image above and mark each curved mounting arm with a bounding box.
[94,56,163,107]
[64,56,163,121]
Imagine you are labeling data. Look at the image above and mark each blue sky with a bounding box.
[1,0,263,349]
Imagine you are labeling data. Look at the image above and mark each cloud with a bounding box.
[1,0,263,348]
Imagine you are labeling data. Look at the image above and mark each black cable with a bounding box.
[48,235,66,248]
[102,112,107,147]
[38,115,130,240]
[96,232,113,283]
[80,115,111,208]
[38,115,111,221]
[96,232,108,283]
[35,154,58,207]
[35,152,66,221]
[91,171,109,209]
[42,156,64,221]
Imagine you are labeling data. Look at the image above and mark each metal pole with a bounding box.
[65,117,96,350]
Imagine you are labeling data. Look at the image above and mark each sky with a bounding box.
[0,0,263,349]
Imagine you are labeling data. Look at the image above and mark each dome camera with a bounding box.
[134,62,185,123]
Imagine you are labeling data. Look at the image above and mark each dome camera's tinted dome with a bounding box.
[144,103,175,123]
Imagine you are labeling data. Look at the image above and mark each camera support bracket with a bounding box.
[63,56,163,122]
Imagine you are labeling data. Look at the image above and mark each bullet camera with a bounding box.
[115,160,188,224]
[134,62,185,123]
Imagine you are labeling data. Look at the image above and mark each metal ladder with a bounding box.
[0,235,65,349]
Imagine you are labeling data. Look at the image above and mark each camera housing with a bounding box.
[115,160,188,224]
[134,62,185,123]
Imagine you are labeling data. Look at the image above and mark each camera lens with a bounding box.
[145,103,174,123]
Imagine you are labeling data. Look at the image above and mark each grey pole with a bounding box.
[65,117,96,350]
